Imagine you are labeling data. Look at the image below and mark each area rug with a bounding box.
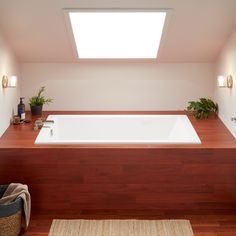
[49,219,194,236]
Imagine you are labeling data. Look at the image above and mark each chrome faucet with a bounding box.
[34,118,54,132]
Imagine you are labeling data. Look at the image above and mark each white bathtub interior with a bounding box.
[35,114,201,144]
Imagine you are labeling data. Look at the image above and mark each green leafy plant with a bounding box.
[187,98,218,119]
[29,86,53,106]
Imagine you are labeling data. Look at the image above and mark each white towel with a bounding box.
[0,183,31,230]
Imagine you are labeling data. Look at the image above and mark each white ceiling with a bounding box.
[0,0,235,63]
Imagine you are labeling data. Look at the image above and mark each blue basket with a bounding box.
[0,185,23,236]
[0,185,22,218]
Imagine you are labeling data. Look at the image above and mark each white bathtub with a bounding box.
[35,114,201,144]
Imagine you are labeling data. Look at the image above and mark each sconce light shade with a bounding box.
[217,75,233,88]
[8,75,17,87]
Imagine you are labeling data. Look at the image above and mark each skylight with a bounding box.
[68,11,166,59]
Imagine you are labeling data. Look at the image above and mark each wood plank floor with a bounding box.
[21,211,236,236]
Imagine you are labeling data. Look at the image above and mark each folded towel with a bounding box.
[0,183,31,230]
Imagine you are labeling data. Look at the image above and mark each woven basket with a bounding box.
[0,185,22,236]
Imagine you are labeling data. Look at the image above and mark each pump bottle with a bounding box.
[18,97,25,121]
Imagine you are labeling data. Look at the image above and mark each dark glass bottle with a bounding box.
[18,97,25,121]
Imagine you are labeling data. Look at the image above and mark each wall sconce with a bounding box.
[217,75,233,88]
[2,75,17,88]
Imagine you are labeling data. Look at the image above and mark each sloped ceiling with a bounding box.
[0,0,235,63]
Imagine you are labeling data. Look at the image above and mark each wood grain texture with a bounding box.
[0,111,236,217]
[1,148,236,215]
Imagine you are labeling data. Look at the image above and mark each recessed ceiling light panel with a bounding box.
[68,10,166,59]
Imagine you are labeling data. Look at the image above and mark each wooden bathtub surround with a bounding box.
[0,111,236,217]
[0,110,235,149]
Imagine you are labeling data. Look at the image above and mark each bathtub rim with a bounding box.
[35,114,201,145]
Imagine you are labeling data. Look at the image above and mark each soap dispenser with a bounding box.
[18,97,25,121]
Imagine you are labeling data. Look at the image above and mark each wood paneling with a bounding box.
[0,111,236,216]
[1,148,236,215]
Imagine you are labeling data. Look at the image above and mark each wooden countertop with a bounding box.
[0,111,236,149]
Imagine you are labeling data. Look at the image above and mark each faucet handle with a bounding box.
[43,120,54,124]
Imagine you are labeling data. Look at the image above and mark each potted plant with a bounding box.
[187,98,218,119]
[29,86,53,116]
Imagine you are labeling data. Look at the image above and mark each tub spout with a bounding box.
[42,126,53,136]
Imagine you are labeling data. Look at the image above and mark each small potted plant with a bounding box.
[29,86,53,116]
[187,98,218,119]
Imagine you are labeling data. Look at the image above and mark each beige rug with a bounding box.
[49,219,194,236]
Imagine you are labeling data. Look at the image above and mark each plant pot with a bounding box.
[30,105,43,116]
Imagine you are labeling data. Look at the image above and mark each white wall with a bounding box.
[0,32,20,137]
[21,62,214,111]
[214,28,236,138]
